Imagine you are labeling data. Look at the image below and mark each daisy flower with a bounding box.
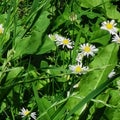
[69,63,88,75]
[112,33,120,44]
[0,24,4,34]
[108,69,116,79]
[54,34,73,49]
[100,20,118,35]
[19,107,36,120]
[80,43,98,57]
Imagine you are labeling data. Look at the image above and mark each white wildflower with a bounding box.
[69,63,88,75]
[100,20,118,35]
[19,107,36,120]
[54,34,73,49]
[80,43,98,57]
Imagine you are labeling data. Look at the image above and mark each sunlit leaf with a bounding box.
[90,30,111,45]
[79,43,119,97]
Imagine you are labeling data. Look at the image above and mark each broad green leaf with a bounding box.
[80,0,103,8]
[34,11,50,32]
[36,35,56,55]
[79,43,119,97]
[66,43,119,117]
[105,3,120,21]
[90,30,111,45]
[6,67,24,80]
[14,11,50,58]
[38,97,55,120]
[65,77,116,119]
[13,32,40,58]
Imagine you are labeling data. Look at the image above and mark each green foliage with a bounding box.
[0,0,120,120]
[90,30,111,45]
[79,43,118,96]
[80,0,103,8]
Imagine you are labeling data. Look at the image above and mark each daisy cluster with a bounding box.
[100,19,120,78]
[69,43,98,75]
[49,20,119,77]
[49,34,99,75]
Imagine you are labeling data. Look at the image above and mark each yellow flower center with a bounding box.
[75,66,82,73]
[84,46,91,52]
[106,23,113,29]
[63,39,69,45]
[24,110,30,116]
